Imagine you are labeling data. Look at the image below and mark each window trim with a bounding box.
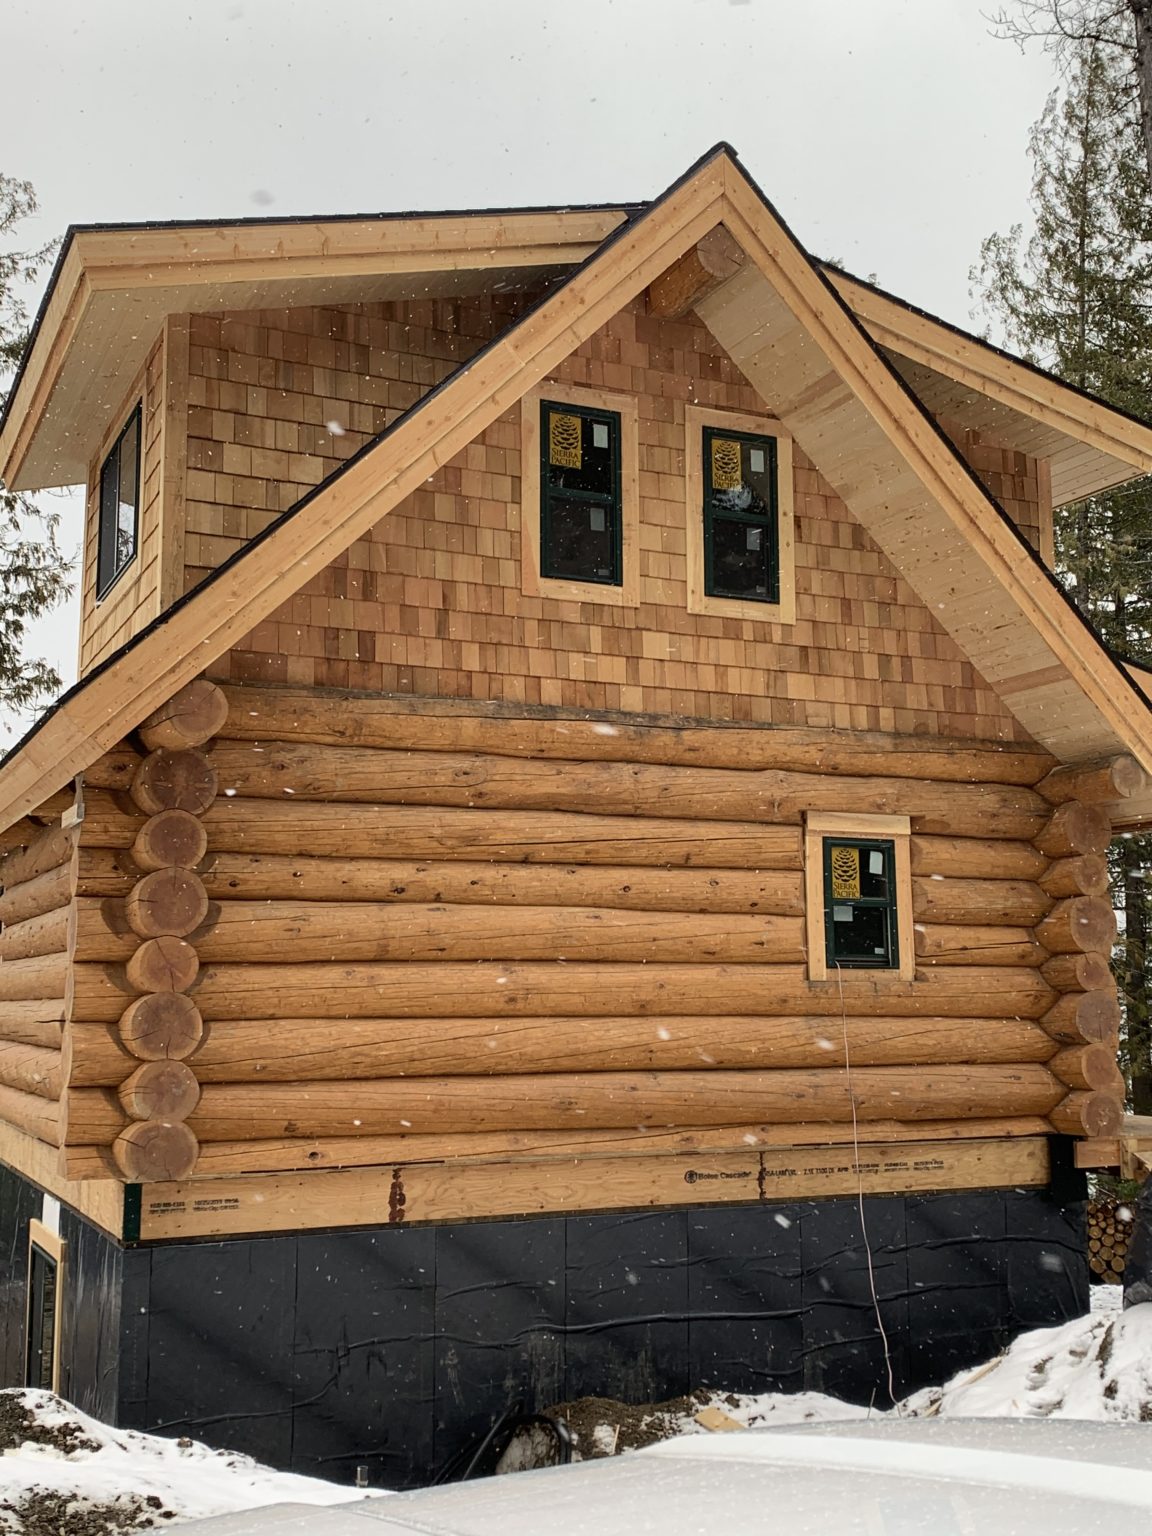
[25,1219,65,1393]
[520,382,640,608]
[95,404,142,601]
[804,812,914,982]
[685,404,795,624]
[540,397,623,587]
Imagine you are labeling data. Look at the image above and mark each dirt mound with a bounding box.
[546,1391,708,1457]
[0,1488,173,1536]
[0,1394,99,1458]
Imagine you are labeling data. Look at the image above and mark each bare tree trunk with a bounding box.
[1129,0,1152,191]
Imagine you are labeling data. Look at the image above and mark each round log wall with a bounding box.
[56,683,1133,1182]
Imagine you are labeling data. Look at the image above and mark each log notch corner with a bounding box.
[107,679,226,1182]
[1034,756,1147,1150]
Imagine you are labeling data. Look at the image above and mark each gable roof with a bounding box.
[826,266,1152,507]
[7,177,1152,506]
[2,144,1152,836]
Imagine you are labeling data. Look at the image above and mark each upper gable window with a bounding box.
[97,407,141,598]
[539,400,622,586]
[703,427,778,603]
[684,406,795,625]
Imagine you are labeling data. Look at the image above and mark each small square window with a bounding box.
[823,837,898,969]
[96,407,141,598]
[702,426,778,603]
[540,401,622,586]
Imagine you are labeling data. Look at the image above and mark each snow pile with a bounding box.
[902,1296,1152,1422]
[0,1389,376,1534]
[549,1296,1152,1463]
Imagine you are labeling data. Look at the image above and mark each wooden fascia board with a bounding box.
[827,267,1152,482]
[0,208,627,489]
[0,247,89,488]
[717,162,1152,768]
[0,168,727,834]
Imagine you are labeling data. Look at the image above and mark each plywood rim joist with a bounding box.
[3,145,1152,847]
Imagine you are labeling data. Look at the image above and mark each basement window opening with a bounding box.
[96,405,141,598]
[539,399,622,586]
[25,1221,64,1392]
[702,426,779,603]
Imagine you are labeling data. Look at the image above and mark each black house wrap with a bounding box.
[0,1158,1087,1488]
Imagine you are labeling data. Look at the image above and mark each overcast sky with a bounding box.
[0,0,1058,736]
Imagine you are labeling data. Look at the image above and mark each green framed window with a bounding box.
[540,400,622,586]
[97,406,141,598]
[822,837,898,969]
[702,426,778,603]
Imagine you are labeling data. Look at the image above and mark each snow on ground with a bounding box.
[900,1296,1152,1423]
[0,1389,377,1534]
[3,1293,1149,1529]
[557,1294,1152,1462]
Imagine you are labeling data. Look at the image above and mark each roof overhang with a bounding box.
[5,145,1152,840]
[828,269,1152,507]
[7,194,1152,509]
[0,205,632,491]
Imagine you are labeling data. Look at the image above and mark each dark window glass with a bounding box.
[703,427,778,602]
[540,402,621,585]
[823,837,898,969]
[25,1243,58,1389]
[97,408,141,597]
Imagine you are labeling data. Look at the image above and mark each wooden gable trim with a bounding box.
[0,155,729,834]
[0,208,630,491]
[699,159,1152,769]
[3,145,1152,839]
[826,266,1152,494]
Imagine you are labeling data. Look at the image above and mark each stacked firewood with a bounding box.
[1088,1195,1132,1283]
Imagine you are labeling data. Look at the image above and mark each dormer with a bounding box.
[5,201,1152,683]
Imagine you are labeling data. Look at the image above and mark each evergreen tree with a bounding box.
[991,2,1152,196]
[975,38,1152,1111]
[0,173,74,713]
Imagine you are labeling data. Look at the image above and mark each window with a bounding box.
[703,426,778,603]
[521,384,639,607]
[822,838,897,969]
[539,400,621,586]
[97,407,141,597]
[804,813,913,982]
[25,1221,64,1391]
[684,406,795,623]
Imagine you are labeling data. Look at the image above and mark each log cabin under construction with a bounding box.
[0,143,1151,1482]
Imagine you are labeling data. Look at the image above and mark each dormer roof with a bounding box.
[2,144,1152,834]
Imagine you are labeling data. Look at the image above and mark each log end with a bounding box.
[124,936,200,994]
[113,1120,199,1182]
[117,1060,201,1121]
[117,993,204,1060]
[125,868,209,940]
[130,810,209,874]
[1048,1090,1124,1139]
[139,680,230,752]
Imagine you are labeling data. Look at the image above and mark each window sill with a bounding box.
[523,570,639,608]
[687,589,795,624]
